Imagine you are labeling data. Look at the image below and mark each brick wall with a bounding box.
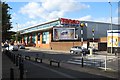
[100,37,107,42]
[50,41,88,51]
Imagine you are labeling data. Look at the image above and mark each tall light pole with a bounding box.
[108,1,113,54]
[16,23,18,44]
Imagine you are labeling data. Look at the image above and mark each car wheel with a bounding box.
[70,51,74,54]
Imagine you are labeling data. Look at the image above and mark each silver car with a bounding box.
[70,46,89,54]
[70,46,83,54]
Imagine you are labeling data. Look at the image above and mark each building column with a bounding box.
[36,33,38,47]
[22,35,24,44]
[30,34,32,43]
[40,32,42,44]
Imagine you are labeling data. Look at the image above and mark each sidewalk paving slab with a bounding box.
[2,52,20,79]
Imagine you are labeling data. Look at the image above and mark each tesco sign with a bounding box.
[60,18,80,27]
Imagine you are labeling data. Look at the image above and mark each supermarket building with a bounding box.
[19,18,119,52]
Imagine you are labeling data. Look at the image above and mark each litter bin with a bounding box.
[90,49,93,55]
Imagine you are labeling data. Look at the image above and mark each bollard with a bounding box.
[19,57,22,69]
[105,54,107,71]
[11,53,13,62]
[10,68,14,80]
[50,61,52,66]
[35,54,39,62]
[99,60,102,67]
[81,53,84,67]
[115,48,117,56]
[13,54,15,64]
[35,58,38,62]
[19,54,22,58]
[58,62,60,67]
[16,55,18,66]
[81,57,84,67]
[20,62,24,79]
[21,57,24,62]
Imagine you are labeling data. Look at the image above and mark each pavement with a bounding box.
[2,51,20,79]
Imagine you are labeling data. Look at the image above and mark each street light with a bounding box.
[108,1,113,54]
[16,23,18,44]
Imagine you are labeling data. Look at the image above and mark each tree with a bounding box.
[1,2,12,42]
[10,32,22,42]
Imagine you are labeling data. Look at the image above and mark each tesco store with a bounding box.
[19,18,118,51]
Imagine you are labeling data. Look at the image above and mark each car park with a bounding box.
[70,46,89,54]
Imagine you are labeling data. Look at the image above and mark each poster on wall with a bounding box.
[107,30,120,47]
[53,28,75,40]
[107,36,118,47]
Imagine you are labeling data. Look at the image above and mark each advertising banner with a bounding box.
[107,30,120,47]
[53,28,75,40]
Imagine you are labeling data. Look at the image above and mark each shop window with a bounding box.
[38,33,40,41]
[32,33,36,44]
[42,32,49,44]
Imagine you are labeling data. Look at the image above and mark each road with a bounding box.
[9,49,118,79]
[12,49,118,71]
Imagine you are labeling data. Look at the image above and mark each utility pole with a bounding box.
[16,23,18,45]
[108,1,113,54]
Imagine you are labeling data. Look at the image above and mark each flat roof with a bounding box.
[19,18,119,34]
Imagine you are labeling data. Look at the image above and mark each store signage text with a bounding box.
[60,18,80,26]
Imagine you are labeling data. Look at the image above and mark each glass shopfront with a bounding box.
[32,33,36,44]
[42,32,49,44]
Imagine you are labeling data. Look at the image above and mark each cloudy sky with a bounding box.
[6,0,119,32]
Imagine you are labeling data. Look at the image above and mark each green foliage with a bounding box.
[1,2,13,42]
[10,32,22,42]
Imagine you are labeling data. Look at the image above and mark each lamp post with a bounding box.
[16,23,18,45]
[108,1,113,54]
[80,23,85,46]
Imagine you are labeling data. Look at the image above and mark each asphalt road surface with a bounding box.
[9,49,118,79]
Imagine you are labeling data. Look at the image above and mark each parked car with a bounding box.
[70,46,89,54]
[4,44,9,48]
[2,46,6,52]
[19,45,25,49]
[6,45,18,51]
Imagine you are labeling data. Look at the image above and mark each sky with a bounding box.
[5,0,119,32]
